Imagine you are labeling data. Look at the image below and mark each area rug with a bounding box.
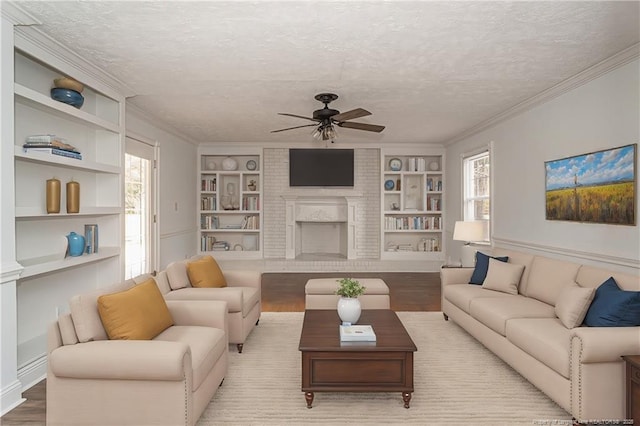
[198,312,572,425]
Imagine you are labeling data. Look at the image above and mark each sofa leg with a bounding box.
[219,378,224,387]
[256,318,260,326]
[443,313,449,321]
[237,343,243,353]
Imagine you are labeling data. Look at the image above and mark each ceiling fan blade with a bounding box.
[331,108,371,122]
[337,121,385,133]
[271,123,318,133]
[277,113,320,123]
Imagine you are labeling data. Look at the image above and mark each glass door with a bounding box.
[125,136,157,279]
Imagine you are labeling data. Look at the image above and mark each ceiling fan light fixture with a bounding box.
[273,93,384,140]
[324,125,337,141]
[312,124,337,141]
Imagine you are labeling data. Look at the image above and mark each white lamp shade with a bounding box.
[453,221,485,243]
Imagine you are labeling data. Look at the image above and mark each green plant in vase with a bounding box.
[335,278,366,298]
[335,278,366,324]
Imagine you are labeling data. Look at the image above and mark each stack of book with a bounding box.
[23,135,82,160]
[339,324,377,342]
[212,241,230,251]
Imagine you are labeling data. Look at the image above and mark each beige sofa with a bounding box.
[441,248,640,423]
[47,278,229,426]
[160,255,261,353]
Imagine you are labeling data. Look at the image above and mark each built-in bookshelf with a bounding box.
[197,149,262,259]
[381,150,446,260]
[12,47,124,371]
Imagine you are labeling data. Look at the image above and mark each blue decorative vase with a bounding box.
[67,232,85,257]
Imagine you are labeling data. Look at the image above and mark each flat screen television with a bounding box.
[289,149,354,187]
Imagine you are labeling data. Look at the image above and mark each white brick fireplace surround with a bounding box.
[283,193,361,260]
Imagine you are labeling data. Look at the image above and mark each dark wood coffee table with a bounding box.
[298,309,417,408]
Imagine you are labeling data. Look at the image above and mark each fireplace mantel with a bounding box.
[282,190,363,200]
[283,194,361,259]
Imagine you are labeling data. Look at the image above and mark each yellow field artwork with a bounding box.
[545,181,635,224]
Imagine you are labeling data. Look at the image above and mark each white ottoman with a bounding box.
[305,278,390,309]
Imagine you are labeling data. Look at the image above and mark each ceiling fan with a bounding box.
[271,93,385,142]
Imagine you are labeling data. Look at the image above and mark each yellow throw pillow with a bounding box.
[187,255,227,288]
[97,278,173,340]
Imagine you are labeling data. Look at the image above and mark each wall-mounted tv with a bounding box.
[289,149,354,187]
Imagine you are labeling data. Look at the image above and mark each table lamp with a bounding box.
[453,221,485,267]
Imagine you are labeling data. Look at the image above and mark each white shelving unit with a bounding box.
[381,150,446,261]
[197,148,262,259]
[13,49,124,368]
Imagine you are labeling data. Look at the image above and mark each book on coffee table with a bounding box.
[339,325,376,342]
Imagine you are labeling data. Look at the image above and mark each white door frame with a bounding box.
[125,132,159,275]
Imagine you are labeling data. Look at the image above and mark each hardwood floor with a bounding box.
[261,272,441,312]
[1,271,441,424]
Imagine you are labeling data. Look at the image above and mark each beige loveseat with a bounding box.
[47,277,229,426]
[160,255,261,353]
[441,248,640,423]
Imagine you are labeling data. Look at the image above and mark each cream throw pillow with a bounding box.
[555,283,595,328]
[482,258,525,295]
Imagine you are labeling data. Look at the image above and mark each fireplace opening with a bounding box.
[296,222,347,260]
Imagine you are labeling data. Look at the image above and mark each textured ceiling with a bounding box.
[10,1,640,145]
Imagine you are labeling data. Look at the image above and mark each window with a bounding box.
[463,150,490,241]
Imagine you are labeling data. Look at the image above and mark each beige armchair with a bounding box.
[158,255,261,353]
[46,279,228,426]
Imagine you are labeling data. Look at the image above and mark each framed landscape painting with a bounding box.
[545,144,636,225]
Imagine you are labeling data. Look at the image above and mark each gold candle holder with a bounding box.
[66,180,80,213]
[46,178,61,213]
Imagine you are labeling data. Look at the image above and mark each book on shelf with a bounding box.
[201,177,217,192]
[25,135,78,152]
[84,224,99,254]
[25,134,66,143]
[201,215,219,229]
[23,147,82,160]
[240,215,259,229]
[339,324,377,342]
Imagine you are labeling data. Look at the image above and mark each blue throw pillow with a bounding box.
[583,277,640,327]
[469,252,509,285]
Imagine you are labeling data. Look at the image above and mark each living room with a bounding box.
[1,1,639,424]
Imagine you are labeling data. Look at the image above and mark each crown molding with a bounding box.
[1,2,40,26]
[14,26,135,99]
[126,102,199,147]
[7,2,135,99]
[444,43,640,147]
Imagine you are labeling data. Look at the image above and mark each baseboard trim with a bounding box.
[492,237,640,271]
[1,380,25,417]
[18,355,47,393]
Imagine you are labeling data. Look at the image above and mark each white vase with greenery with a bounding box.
[335,278,366,324]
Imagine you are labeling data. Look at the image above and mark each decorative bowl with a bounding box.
[51,88,84,108]
[54,77,84,93]
[384,179,395,190]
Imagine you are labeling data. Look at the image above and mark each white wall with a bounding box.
[125,110,198,269]
[445,59,640,273]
